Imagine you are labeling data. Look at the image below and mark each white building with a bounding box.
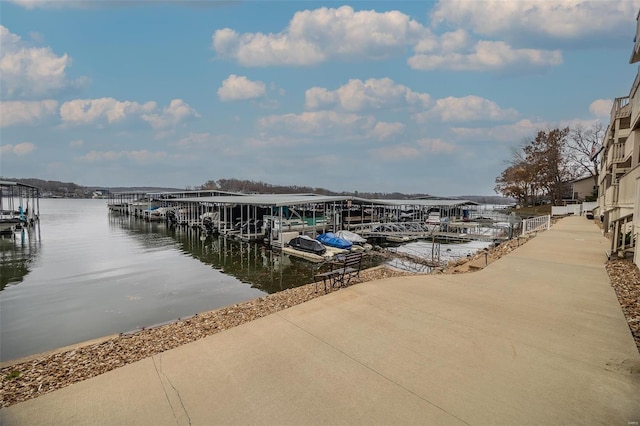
[597,10,640,265]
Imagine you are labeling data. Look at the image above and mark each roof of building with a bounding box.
[173,193,477,208]
[369,199,478,207]
[631,11,640,64]
[176,194,358,207]
[0,180,41,190]
[570,176,595,184]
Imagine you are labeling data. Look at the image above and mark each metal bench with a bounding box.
[314,252,363,292]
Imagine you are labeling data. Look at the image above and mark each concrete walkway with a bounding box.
[2,216,639,425]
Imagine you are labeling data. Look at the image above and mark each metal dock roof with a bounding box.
[173,194,476,208]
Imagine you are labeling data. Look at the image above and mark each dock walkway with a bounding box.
[2,216,639,425]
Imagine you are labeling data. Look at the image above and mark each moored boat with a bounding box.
[335,230,367,244]
[0,210,23,234]
[316,232,353,250]
[288,235,326,255]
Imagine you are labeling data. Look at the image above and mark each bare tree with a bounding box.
[524,128,575,204]
[494,162,538,206]
[567,122,604,187]
[495,128,576,205]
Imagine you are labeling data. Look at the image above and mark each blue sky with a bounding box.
[1,0,639,195]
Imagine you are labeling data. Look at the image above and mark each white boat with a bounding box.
[0,210,23,234]
[425,211,441,232]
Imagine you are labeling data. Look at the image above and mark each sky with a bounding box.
[1,0,640,196]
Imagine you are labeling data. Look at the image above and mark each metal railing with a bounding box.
[521,215,550,235]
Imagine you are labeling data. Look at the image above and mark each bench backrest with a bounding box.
[339,252,363,269]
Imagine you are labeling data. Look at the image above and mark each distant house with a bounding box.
[570,176,597,201]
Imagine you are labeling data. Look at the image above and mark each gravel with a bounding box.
[606,259,640,351]
[2,229,639,409]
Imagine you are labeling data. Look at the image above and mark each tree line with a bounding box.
[494,123,603,206]
[197,178,422,199]
[197,178,509,202]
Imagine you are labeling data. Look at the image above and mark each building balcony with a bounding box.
[611,96,631,123]
[631,66,640,128]
[606,142,627,168]
[617,164,640,207]
[614,142,627,161]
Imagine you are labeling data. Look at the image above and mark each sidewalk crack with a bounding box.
[153,355,192,426]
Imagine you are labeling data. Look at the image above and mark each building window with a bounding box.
[620,116,631,129]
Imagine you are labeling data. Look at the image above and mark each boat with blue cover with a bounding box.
[316,232,353,250]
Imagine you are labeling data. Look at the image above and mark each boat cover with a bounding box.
[335,230,367,244]
[288,235,326,255]
[316,232,353,250]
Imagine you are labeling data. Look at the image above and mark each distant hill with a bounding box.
[2,177,186,197]
[3,177,512,202]
[458,195,516,205]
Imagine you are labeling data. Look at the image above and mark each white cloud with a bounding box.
[75,150,167,163]
[417,138,457,154]
[258,110,375,137]
[589,99,613,118]
[60,97,156,125]
[246,134,309,148]
[0,100,58,127]
[0,142,36,156]
[451,119,538,143]
[408,40,562,72]
[414,95,518,123]
[439,29,470,52]
[370,144,422,161]
[430,0,638,45]
[69,139,84,148]
[8,0,56,8]
[305,78,431,112]
[174,132,233,149]
[59,98,198,130]
[213,5,426,66]
[370,122,405,141]
[218,75,266,101]
[0,25,87,99]
[369,137,457,161]
[142,99,200,129]
[212,4,570,73]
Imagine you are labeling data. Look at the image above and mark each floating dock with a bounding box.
[107,191,516,255]
[0,181,41,235]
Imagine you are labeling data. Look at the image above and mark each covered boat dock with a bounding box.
[107,190,513,246]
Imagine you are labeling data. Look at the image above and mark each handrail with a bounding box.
[521,215,550,235]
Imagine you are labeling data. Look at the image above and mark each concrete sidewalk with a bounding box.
[2,216,639,425]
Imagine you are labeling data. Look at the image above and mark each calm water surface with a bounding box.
[1,199,374,361]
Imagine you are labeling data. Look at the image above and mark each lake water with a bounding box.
[0,199,491,362]
[0,199,384,362]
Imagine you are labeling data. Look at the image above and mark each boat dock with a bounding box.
[107,191,519,262]
[0,181,41,235]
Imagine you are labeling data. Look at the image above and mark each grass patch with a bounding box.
[507,205,552,217]
[4,370,21,381]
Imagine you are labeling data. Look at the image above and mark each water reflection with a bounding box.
[0,226,41,291]
[109,213,385,293]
